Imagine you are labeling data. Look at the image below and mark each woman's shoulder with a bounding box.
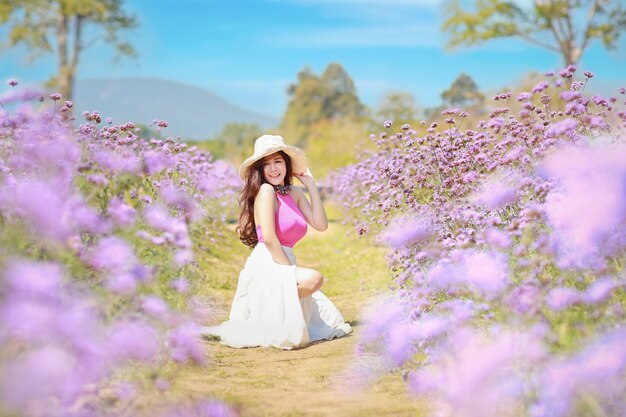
[255,183,276,206]
[290,185,305,197]
[257,183,276,197]
[288,185,304,203]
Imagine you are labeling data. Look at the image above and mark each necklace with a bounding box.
[273,184,291,195]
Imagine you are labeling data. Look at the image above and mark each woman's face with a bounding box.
[262,153,286,186]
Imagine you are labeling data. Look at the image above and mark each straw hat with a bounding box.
[239,135,307,179]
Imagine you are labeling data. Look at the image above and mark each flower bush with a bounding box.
[331,66,626,417]
[0,83,239,417]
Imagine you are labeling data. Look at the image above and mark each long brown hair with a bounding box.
[237,151,293,247]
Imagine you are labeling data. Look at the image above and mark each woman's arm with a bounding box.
[294,170,328,232]
[255,183,293,265]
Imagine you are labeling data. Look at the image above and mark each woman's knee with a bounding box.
[311,269,324,291]
[297,268,324,290]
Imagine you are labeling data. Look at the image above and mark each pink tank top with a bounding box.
[256,193,308,248]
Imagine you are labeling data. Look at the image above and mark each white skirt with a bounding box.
[202,243,352,349]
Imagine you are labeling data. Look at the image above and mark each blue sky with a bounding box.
[1,0,625,118]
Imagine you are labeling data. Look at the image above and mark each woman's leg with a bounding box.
[295,267,323,298]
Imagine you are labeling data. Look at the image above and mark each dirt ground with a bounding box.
[176,223,427,417]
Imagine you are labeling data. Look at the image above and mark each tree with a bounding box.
[440,72,484,109]
[1,0,138,101]
[319,63,365,120]
[282,63,365,146]
[375,92,421,125]
[305,118,371,180]
[423,73,485,120]
[216,122,264,167]
[442,0,626,66]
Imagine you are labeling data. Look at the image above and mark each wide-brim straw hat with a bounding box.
[239,135,307,179]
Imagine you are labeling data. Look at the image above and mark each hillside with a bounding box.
[75,78,278,140]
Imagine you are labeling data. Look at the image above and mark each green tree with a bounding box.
[216,122,264,167]
[1,0,138,100]
[440,72,485,109]
[282,63,365,146]
[375,91,421,125]
[305,118,371,180]
[442,0,626,66]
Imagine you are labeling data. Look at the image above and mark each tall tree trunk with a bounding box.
[66,15,83,103]
[56,8,72,100]
[561,42,581,66]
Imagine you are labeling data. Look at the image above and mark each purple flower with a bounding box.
[1,297,58,342]
[197,400,239,417]
[3,260,63,301]
[87,237,135,272]
[0,88,44,104]
[355,224,369,235]
[545,118,577,137]
[565,102,585,115]
[142,296,170,320]
[532,81,549,93]
[559,91,580,102]
[505,283,541,314]
[144,205,180,234]
[410,329,544,417]
[93,149,142,174]
[108,196,137,227]
[87,174,109,187]
[7,78,18,87]
[1,345,77,411]
[174,249,194,266]
[413,315,451,340]
[471,180,518,209]
[68,196,112,235]
[547,287,581,311]
[105,272,138,295]
[168,323,206,365]
[170,277,189,293]
[583,278,617,305]
[2,179,70,243]
[107,320,158,363]
[461,250,510,297]
[143,150,172,175]
[533,328,626,417]
[384,322,419,366]
[360,298,405,344]
[484,228,511,248]
[49,93,62,101]
[379,217,431,248]
[540,144,626,263]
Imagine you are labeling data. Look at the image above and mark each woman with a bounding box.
[202,134,352,349]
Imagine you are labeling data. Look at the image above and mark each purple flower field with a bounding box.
[0,83,239,417]
[331,66,626,417]
[2,66,625,417]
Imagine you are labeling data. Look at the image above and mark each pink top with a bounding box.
[256,192,308,248]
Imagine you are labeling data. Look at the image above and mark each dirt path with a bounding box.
[177,223,426,417]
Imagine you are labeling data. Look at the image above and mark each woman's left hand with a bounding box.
[295,168,316,189]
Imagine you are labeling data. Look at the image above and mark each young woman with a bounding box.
[202,135,352,349]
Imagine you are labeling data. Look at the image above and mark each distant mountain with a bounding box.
[75,78,278,140]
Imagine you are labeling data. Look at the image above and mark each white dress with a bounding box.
[202,242,352,349]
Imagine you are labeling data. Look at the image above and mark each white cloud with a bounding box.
[262,24,443,48]
[275,0,442,6]
[204,79,292,91]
